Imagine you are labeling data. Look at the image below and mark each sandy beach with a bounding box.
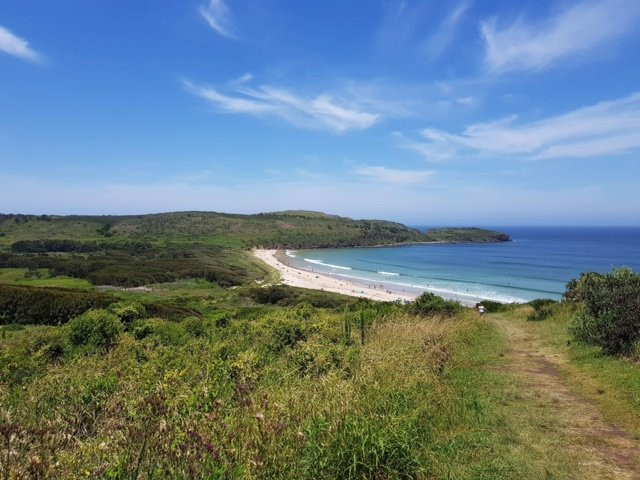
[253,249,416,302]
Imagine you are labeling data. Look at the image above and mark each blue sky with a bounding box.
[1,0,640,225]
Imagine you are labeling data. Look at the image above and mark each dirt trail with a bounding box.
[491,314,640,480]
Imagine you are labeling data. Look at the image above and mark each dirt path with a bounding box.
[491,314,640,480]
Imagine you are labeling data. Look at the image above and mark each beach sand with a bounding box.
[253,249,416,303]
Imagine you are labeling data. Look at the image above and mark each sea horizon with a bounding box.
[284,226,640,304]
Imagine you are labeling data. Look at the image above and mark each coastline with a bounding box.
[253,249,479,306]
[253,249,416,303]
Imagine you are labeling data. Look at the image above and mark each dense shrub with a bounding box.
[526,299,558,321]
[67,309,123,351]
[410,292,462,317]
[247,285,352,308]
[567,268,640,355]
[528,298,557,310]
[268,315,308,352]
[182,316,208,337]
[0,245,254,288]
[11,239,99,253]
[143,301,201,321]
[0,284,113,325]
[132,318,188,346]
[107,301,146,323]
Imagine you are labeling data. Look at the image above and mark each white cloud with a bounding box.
[456,96,474,106]
[423,1,472,59]
[353,166,435,185]
[199,0,236,39]
[0,26,42,63]
[406,92,640,161]
[481,0,640,73]
[183,79,381,133]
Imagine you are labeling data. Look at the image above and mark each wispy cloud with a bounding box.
[423,1,472,59]
[481,0,640,73]
[354,166,435,185]
[0,26,43,63]
[199,0,236,39]
[404,92,640,161]
[183,78,381,133]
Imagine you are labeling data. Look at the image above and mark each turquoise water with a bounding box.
[288,227,640,303]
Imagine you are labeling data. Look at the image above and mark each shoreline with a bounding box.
[253,249,416,303]
[258,237,511,251]
[253,249,480,306]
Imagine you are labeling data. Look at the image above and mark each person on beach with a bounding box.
[477,304,485,316]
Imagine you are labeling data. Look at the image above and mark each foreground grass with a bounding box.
[2,295,638,478]
[0,306,536,478]
[499,305,640,438]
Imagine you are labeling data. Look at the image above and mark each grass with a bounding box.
[0,267,94,289]
[502,304,640,438]
[4,297,635,478]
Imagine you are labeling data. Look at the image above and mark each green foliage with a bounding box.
[181,316,208,338]
[267,314,308,352]
[0,244,261,288]
[247,285,354,308]
[528,298,557,310]
[107,301,146,323]
[526,299,558,322]
[11,239,100,253]
[1,210,509,249]
[0,284,113,325]
[67,309,123,351]
[567,268,640,355]
[132,318,189,346]
[474,300,515,313]
[410,292,463,317]
[422,227,510,243]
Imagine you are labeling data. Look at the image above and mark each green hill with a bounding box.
[0,211,509,249]
[0,212,509,288]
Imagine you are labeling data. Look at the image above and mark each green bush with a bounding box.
[528,298,557,310]
[527,305,554,321]
[107,301,146,324]
[0,284,113,325]
[132,318,188,346]
[410,292,462,317]
[182,316,208,337]
[246,285,352,308]
[526,299,558,321]
[267,315,308,352]
[567,268,640,355]
[67,309,123,351]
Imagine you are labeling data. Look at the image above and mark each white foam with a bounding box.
[285,250,296,258]
[378,271,400,276]
[331,273,526,304]
[303,258,352,270]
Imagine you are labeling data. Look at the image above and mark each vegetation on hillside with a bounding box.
[0,211,510,290]
[0,242,638,478]
[0,211,510,249]
[422,227,510,243]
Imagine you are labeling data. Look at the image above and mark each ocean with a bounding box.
[286,227,640,304]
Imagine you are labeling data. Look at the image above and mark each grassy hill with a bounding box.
[0,211,509,249]
[0,211,509,289]
[0,211,638,478]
